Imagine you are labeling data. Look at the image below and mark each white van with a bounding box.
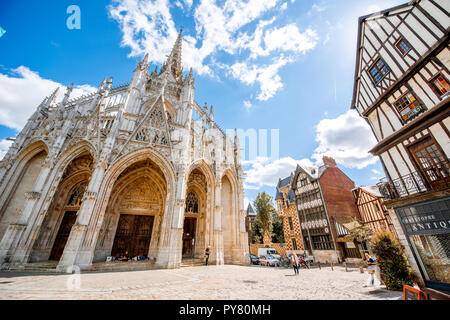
[257,248,281,260]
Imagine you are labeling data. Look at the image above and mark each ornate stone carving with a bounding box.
[24,191,41,200]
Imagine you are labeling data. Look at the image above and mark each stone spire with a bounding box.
[160,29,183,82]
[47,87,60,106]
[62,83,74,104]
[209,105,214,122]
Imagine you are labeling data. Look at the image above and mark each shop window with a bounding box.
[369,58,390,84]
[410,234,450,284]
[393,91,424,123]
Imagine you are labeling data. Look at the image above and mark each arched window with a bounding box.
[185,192,199,213]
[67,182,88,207]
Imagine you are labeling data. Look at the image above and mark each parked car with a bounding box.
[257,248,281,260]
[249,254,260,265]
[259,254,281,267]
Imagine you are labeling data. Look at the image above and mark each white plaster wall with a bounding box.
[429,120,450,158]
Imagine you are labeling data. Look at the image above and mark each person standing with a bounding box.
[291,253,299,275]
[205,246,211,266]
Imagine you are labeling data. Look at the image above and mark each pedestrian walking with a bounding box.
[291,253,299,275]
[204,246,211,266]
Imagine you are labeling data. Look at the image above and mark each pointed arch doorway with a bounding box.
[182,168,208,260]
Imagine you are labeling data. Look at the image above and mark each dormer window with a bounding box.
[369,58,390,84]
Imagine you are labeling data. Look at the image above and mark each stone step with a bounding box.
[180,258,204,267]
[16,261,59,273]
[86,261,156,272]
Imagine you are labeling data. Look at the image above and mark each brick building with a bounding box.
[290,156,362,263]
[275,175,304,256]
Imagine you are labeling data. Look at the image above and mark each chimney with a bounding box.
[323,156,337,167]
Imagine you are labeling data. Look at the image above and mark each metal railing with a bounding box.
[377,167,450,199]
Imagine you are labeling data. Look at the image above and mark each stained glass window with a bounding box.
[185,192,199,213]
[393,91,424,123]
[67,182,88,207]
[432,75,450,95]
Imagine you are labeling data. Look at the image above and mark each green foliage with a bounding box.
[271,211,285,243]
[250,218,263,244]
[254,192,276,235]
[251,192,280,244]
[348,217,372,242]
[370,231,417,291]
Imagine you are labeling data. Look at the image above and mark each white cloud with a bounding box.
[244,156,313,189]
[0,139,13,160]
[108,0,318,101]
[244,196,250,209]
[228,56,293,101]
[308,3,326,16]
[311,110,378,169]
[0,66,96,130]
[243,100,252,110]
[241,109,379,193]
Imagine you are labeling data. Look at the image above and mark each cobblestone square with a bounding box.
[0,265,403,300]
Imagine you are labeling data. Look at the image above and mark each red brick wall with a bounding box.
[319,165,361,258]
[319,167,360,220]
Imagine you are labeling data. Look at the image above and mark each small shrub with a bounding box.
[370,230,416,291]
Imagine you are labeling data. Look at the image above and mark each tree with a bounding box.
[250,218,263,244]
[253,192,277,242]
[271,211,285,243]
[347,217,372,242]
[370,230,418,291]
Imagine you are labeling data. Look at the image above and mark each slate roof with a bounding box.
[275,187,283,200]
[278,176,291,188]
[246,203,256,216]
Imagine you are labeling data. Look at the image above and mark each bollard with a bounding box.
[318,261,321,270]
[344,262,348,272]
[331,262,334,271]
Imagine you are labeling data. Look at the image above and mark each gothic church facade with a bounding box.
[0,31,249,272]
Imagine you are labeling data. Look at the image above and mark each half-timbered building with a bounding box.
[289,156,361,263]
[351,0,449,290]
[352,186,398,239]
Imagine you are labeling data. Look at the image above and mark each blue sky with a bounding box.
[0,0,406,207]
